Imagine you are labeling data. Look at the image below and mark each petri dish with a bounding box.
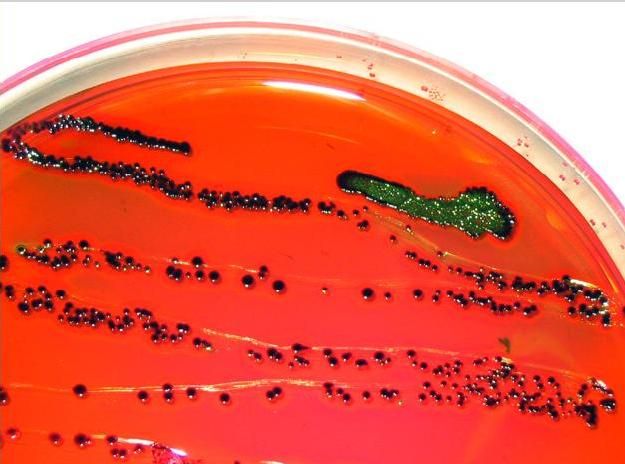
[1,19,624,463]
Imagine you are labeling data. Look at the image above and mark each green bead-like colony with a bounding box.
[337,170,515,239]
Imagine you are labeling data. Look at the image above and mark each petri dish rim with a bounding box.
[1,17,624,282]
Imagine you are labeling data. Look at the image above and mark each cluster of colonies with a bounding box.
[1,274,212,349]
[2,428,188,464]
[1,252,619,438]
[9,230,619,328]
[4,115,617,326]
[1,114,623,461]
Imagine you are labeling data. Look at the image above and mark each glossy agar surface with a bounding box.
[1,63,624,463]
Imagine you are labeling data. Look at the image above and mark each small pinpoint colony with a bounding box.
[337,170,516,239]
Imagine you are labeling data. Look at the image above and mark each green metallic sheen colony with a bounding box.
[337,170,516,239]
